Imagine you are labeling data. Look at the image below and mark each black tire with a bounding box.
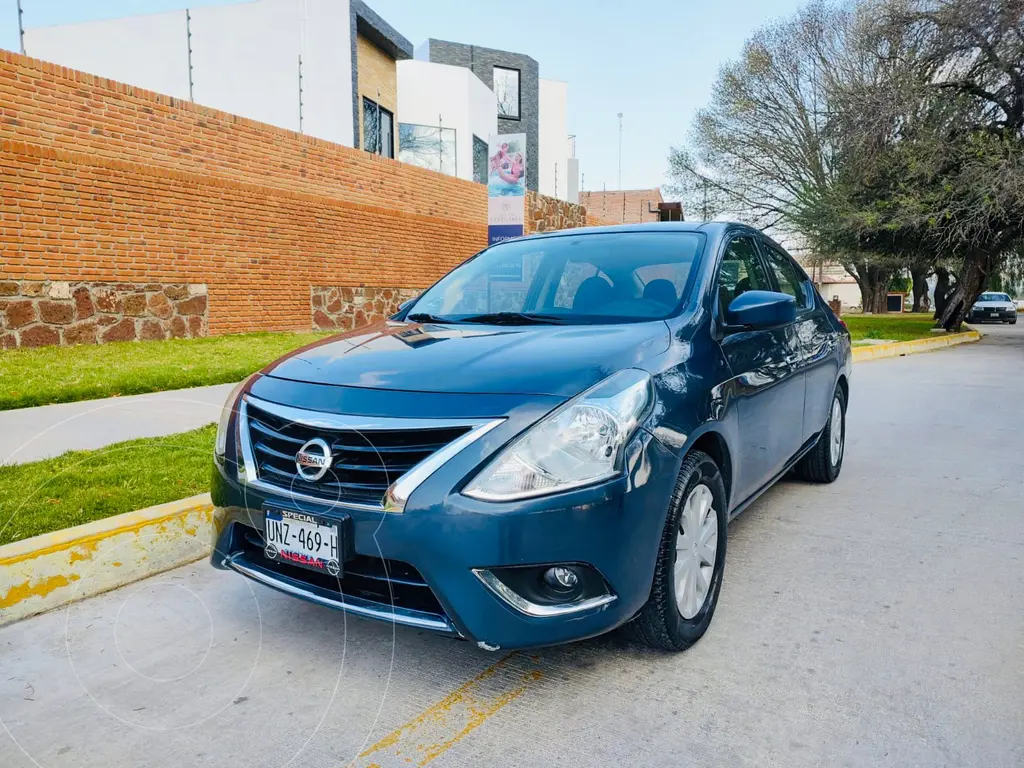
[628,450,727,652]
[794,386,846,483]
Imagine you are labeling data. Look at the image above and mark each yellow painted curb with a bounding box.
[0,493,213,626]
[851,330,981,362]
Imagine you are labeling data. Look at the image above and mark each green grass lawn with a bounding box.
[0,424,215,546]
[842,313,939,342]
[0,331,331,411]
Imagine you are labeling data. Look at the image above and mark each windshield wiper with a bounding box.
[406,312,454,324]
[457,312,567,326]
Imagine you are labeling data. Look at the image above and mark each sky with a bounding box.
[0,0,805,194]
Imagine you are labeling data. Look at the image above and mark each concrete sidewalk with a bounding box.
[0,383,235,465]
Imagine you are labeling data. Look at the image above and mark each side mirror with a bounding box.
[724,290,796,331]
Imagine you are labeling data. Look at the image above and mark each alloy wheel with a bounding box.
[674,483,718,620]
[829,397,844,467]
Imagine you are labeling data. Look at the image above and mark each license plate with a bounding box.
[264,507,341,576]
[990,311,998,316]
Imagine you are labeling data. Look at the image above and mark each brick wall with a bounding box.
[578,189,665,224]
[0,50,602,347]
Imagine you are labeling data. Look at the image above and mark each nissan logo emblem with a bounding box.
[295,438,333,482]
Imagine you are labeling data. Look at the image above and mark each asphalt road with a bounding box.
[2,323,1022,767]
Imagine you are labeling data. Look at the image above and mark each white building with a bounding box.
[396,60,497,184]
[24,3,580,201]
[538,79,569,201]
[24,0,413,154]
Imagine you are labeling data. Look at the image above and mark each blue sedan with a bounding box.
[210,222,852,651]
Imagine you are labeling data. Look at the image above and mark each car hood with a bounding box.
[973,300,1015,309]
[263,320,671,397]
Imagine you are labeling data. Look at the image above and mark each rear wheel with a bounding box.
[794,386,846,483]
[628,450,727,652]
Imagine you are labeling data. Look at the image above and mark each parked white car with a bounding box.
[969,292,1018,324]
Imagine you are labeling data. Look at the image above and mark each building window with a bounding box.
[493,66,521,120]
[472,135,489,184]
[363,97,394,158]
[398,123,456,175]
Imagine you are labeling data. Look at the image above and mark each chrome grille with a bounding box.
[244,400,472,506]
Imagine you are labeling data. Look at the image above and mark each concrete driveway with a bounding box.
[0,383,234,465]
[1,324,1022,767]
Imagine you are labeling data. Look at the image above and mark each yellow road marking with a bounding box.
[353,653,543,767]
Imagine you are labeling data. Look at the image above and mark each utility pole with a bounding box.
[298,55,304,132]
[17,0,25,55]
[617,112,623,189]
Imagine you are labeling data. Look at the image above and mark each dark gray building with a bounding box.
[419,39,540,192]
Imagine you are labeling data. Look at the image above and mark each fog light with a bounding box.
[544,566,579,591]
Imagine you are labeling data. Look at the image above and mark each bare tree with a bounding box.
[667,1,917,310]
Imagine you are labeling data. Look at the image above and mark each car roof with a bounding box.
[512,221,757,242]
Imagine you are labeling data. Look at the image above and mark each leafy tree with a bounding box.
[667,1,924,312]
[881,0,1024,329]
[669,0,1024,327]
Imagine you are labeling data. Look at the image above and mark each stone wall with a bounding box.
[525,191,590,234]
[0,281,208,349]
[311,286,419,331]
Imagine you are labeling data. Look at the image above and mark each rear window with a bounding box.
[409,232,706,324]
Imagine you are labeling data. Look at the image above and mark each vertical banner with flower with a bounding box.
[487,133,527,246]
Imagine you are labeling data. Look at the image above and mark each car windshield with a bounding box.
[978,292,1011,302]
[407,231,705,324]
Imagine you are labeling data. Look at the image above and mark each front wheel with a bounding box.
[794,386,846,483]
[628,450,727,652]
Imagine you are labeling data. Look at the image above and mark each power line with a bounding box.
[186,8,194,101]
[298,55,304,132]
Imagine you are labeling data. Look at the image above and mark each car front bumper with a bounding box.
[969,308,1017,322]
[210,427,680,650]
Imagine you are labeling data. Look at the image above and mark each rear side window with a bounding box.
[717,236,771,315]
[761,242,812,310]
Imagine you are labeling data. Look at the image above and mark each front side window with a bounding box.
[717,236,771,316]
[408,232,705,324]
[761,242,811,310]
[493,66,521,120]
[399,123,456,175]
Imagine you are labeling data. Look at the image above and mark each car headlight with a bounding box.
[464,369,652,502]
[215,374,256,458]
